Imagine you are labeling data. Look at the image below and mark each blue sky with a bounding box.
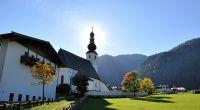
[0,0,200,58]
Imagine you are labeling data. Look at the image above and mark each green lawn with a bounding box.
[78,93,200,110]
[30,100,74,110]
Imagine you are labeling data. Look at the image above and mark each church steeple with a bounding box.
[87,27,97,54]
[86,27,98,73]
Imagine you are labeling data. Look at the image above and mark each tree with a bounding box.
[140,77,155,95]
[121,71,141,97]
[32,61,56,100]
[72,73,89,96]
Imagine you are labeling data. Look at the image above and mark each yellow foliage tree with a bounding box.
[32,61,56,100]
[140,77,155,95]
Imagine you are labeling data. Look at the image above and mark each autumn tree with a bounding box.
[140,77,155,95]
[72,73,89,96]
[121,71,141,97]
[32,61,56,100]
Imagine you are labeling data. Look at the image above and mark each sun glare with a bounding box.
[80,25,107,49]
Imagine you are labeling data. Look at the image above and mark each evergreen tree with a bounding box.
[72,73,89,96]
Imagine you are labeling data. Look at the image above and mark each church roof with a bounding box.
[0,32,64,67]
[58,48,100,80]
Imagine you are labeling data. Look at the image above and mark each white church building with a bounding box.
[0,30,109,102]
[57,29,109,93]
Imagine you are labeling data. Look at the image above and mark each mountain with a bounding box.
[98,54,147,86]
[139,38,200,89]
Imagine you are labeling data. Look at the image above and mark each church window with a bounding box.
[95,56,96,59]
[89,55,91,59]
[61,75,64,84]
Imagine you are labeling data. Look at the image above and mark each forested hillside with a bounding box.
[139,38,200,89]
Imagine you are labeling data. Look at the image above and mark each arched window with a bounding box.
[89,55,91,59]
[61,75,64,84]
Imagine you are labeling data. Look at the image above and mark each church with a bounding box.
[57,28,109,93]
[0,29,108,101]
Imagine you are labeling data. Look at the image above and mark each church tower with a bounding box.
[86,27,98,73]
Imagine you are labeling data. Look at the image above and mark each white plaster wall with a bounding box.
[58,69,109,93]
[0,41,58,101]
[58,68,78,85]
[0,40,8,85]
[86,53,98,73]
[87,78,109,92]
[87,79,97,91]
[99,80,110,91]
[58,68,78,92]
[86,53,97,61]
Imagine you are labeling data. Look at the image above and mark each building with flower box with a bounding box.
[0,32,63,102]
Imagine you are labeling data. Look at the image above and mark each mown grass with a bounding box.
[78,93,200,110]
[30,99,74,110]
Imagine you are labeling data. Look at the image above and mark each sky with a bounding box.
[0,0,200,58]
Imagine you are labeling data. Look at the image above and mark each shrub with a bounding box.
[195,89,200,94]
[56,84,71,96]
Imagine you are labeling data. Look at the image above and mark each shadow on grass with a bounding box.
[132,96,175,103]
[78,97,116,110]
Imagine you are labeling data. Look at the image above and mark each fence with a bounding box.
[0,99,53,110]
[2,91,145,110]
[86,91,147,97]
[0,95,87,110]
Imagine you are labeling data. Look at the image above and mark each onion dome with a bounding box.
[86,27,97,54]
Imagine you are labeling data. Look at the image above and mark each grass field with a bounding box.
[78,93,200,110]
[30,100,74,110]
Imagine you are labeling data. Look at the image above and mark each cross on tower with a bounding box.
[91,26,93,32]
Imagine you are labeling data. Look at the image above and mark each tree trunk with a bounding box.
[43,82,45,101]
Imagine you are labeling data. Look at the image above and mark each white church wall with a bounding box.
[87,78,109,92]
[99,80,109,91]
[58,69,109,93]
[86,53,98,73]
[0,41,58,101]
[86,53,97,61]
[87,79,98,91]
[58,67,78,92]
